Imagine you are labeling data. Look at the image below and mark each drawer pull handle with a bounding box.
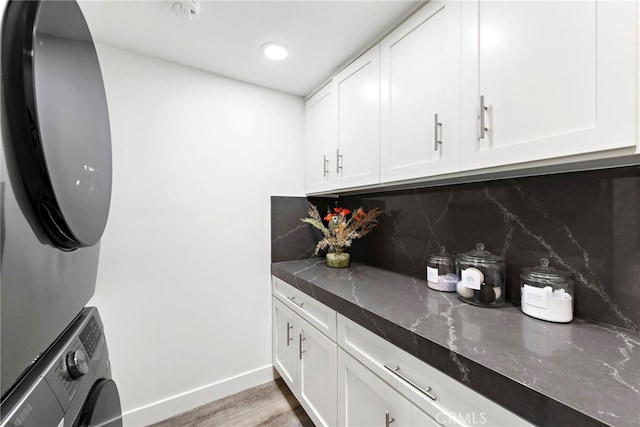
[434,113,442,151]
[299,333,306,359]
[384,364,437,401]
[480,95,489,139]
[286,296,304,308]
[385,412,395,427]
[286,322,293,346]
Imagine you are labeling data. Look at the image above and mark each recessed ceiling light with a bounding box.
[261,43,289,61]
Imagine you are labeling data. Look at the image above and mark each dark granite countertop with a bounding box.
[272,259,640,427]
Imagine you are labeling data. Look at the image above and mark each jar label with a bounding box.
[427,266,439,283]
[461,268,482,290]
[522,284,548,309]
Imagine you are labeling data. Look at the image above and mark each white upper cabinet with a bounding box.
[303,0,638,194]
[460,0,638,170]
[332,46,381,190]
[304,82,336,193]
[380,0,461,182]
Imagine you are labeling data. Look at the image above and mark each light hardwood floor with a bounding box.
[148,378,314,427]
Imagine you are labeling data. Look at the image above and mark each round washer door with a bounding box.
[1,0,112,250]
[76,379,122,427]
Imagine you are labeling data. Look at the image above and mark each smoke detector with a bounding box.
[166,0,200,20]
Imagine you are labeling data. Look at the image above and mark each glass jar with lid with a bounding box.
[456,243,505,307]
[520,258,574,323]
[426,246,457,292]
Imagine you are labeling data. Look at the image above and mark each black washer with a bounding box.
[0,308,122,427]
[75,379,122,427]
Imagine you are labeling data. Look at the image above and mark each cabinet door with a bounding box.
[380,0,461,182]
[460,0,637,170]
[272,298,298,393]
[299,318,337,427]
[333,46,381,190]
[338,349,412,427]
[305,82,335,193]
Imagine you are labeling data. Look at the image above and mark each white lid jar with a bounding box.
[426,246,456,292]
[520,258,574,323]
[456,243,505,307]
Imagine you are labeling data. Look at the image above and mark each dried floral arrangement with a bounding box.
[301,203,383,255]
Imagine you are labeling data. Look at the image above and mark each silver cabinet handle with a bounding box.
[384,365,436,401]
[434,113,442,151]
[336,149,343,174]
[480,95,489,139]
[385,412,395,427]
[299,333,306,359]
[323,155,329,177]
[286,322,293,346]
[286,296,304,308]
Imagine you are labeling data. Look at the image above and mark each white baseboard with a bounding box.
[122,364,277,426]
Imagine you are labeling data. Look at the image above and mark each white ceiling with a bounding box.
[79,0,424,97]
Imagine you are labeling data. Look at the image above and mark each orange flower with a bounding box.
[324,213,334,221]
[334,207,351,216]
[354,208,366,222]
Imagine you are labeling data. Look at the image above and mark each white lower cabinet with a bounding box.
[339,348,440,427]
[273,276,532,427]
[272,280,337,427]
[273,297,298,390]
[272,276,337,341]
[298,316,337,427]
[337,314,533,427]
[412,406,441,427]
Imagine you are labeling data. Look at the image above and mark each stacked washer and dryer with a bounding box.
[1,1,122,425]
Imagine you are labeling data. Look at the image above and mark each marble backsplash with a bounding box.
[271,166,640,331]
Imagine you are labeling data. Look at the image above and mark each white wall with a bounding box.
[88,44,305,425]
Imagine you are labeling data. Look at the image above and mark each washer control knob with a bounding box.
[66,350,89,379]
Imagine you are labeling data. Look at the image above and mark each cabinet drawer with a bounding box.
[337,314,531,426]
[272,276,337,341]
